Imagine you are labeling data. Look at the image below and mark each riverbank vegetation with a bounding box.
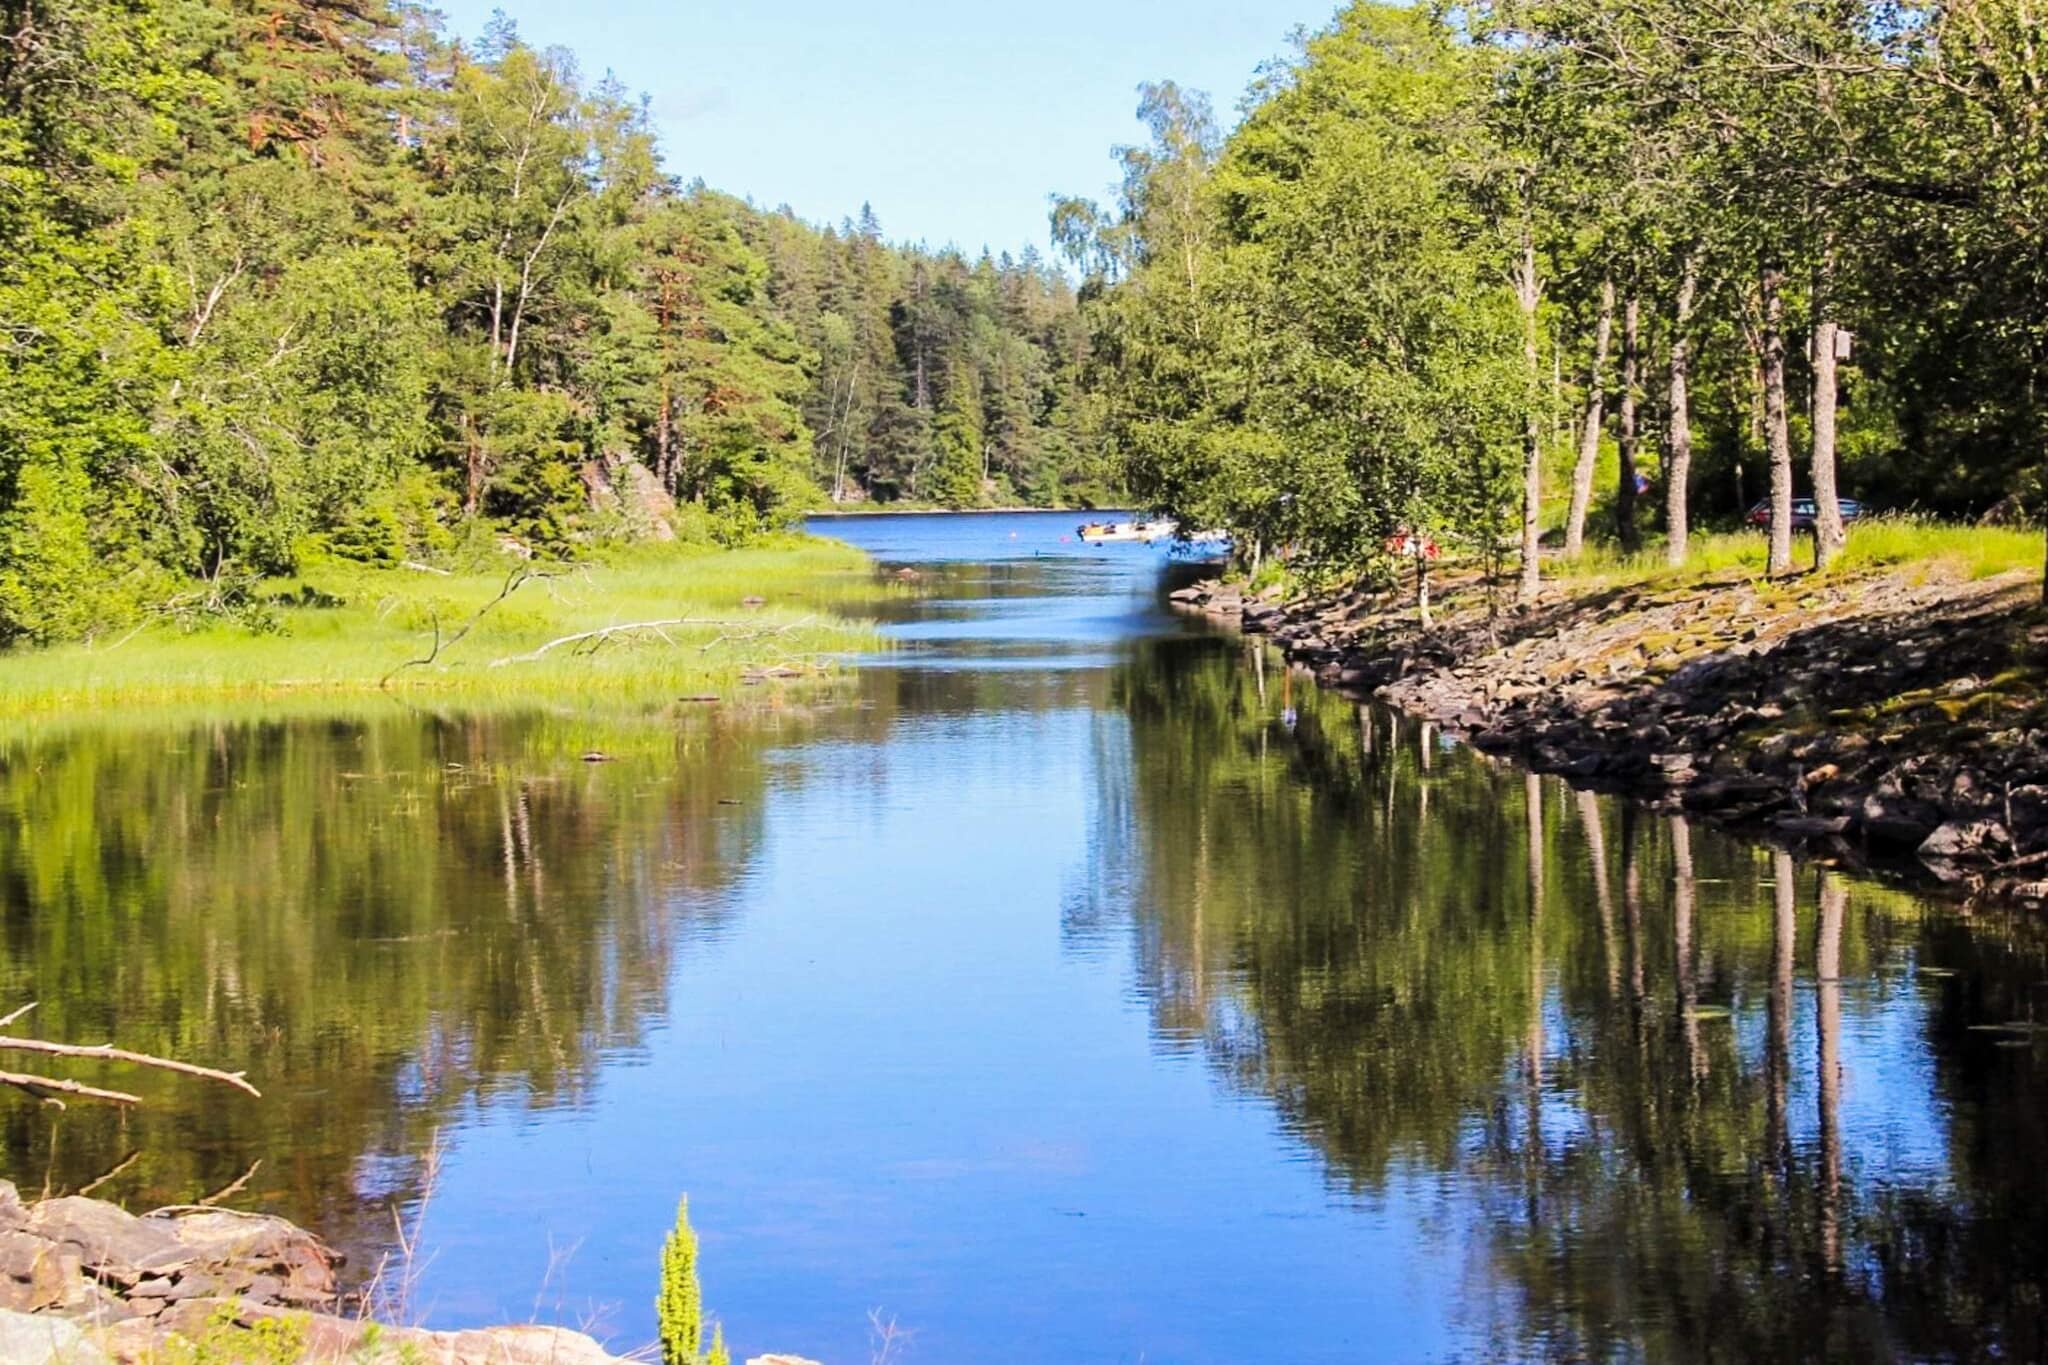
[1057,0,2048,601]
[0,0,1114,660]
[1557,517,2045,590]
[0,539,880,715]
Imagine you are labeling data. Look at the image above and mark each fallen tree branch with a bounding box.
[486,618,736,668]
[0,1036,262,1098]
[0,1071,143,1109]
[77,1149,142,1197]
[197,1157,263,1207]
[382,565,564,687]
[697,617,816,655]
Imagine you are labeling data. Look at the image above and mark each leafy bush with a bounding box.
[0,463,147,644]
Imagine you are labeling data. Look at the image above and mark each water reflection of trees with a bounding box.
[0,710,795,1259]
[1110,638,2048,1360]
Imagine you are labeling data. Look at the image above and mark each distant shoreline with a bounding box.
[806,506,1132,518]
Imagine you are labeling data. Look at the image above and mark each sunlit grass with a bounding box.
[1553,516,2043,589]
[1834,517,2041,579]
[0,537,888,718]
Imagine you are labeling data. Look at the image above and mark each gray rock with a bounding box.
[0,1308,111,1365]
[1918,819,2012,864]
[0,1229,89,1315]
[26,1197,190,1284]
[167,1208,340,1291]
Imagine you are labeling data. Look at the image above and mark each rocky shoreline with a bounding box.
[1173,562,2048,905]
[0,1181,639,1363]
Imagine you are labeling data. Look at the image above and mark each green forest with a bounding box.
[8,0,2048,651]
[1056,0,2048,593]
[0,0,1109,647]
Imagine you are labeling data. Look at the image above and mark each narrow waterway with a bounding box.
[1,512,2044,1362]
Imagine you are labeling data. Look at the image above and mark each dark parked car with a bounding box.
[1746,497,1866,531]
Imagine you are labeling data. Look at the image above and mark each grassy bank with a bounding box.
[0,538,887,717]
[1554,517,2044,589]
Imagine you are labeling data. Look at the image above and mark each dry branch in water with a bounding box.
[0,1001,262,1108]
[0,1037,262,1097]
[0,1070,143,1107]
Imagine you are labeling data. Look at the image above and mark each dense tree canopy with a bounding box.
[1061,0,2048,597]
[0,0,1109,645]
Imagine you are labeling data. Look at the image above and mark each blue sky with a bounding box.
[433,0,1330,256]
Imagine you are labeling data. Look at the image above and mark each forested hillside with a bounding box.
[0,0,1108,645]
[1058,1,2048,596]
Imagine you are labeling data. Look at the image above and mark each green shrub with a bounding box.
[164,1303,310,1365]
[0,463,144,644]
[328,499,409,566]
[658,1196,731,1365]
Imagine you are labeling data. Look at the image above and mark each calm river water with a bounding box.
[2,511,2045,1362]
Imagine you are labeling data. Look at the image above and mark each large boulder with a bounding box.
[25,1198,190,1287]
[165,1208,340,1304]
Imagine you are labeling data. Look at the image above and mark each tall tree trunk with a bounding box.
[2036,365,2047,605]
[1665,262,1698,567]
[656,269,675,491]
[1811,252,1846,569]
[1761,262,1796,577]
[1517,229,1544,602]
[1564,278,1614,557]
[462,413,484,516]
[831,362,860,504]
[656,377,673,490]
[1415,550,1431,631]
[1616,293,1641,552]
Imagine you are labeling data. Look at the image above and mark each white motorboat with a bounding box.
[1078,519,1177,544]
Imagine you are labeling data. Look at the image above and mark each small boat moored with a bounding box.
[1078,519,1177,544]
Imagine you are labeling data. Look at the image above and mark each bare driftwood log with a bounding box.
[0,1002,262,1108]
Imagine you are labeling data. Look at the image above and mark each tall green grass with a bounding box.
[1553,516,2043,589]
[0,537,888,717]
